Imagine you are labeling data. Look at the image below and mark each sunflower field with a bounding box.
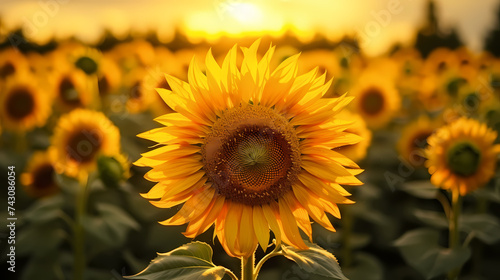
[1,1,500,280]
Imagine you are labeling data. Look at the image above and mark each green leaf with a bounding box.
[473,185,500,203]
[460,213,500,244]
[281,241,348,280]
[20,251,65,280]
[126,242,226,280]
[414,209,448,229]
[23,195,66,224]
[394,228,471,279]
[82,203,139,247]
[400,181,438,199]
[343,252,383,280]
[17,222,67,257]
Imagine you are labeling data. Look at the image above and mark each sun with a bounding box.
[226,2,263,24]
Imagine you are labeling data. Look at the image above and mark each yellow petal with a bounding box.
[253,206,270,252]
[262,203,281,246]
[160,187,215,226]
[279,196,308,249]
[238,205,257,257]
[224,201,243,256]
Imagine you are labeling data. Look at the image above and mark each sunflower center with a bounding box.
[98,75,110,96]
[66,129,103,163]
[203,105,301,205]
[0,62,15,78]
[32,164,55,190]
[360,88,384,115]
[446,142,481,177]
[130,82,143,100]
[6,87,35,120]
[75,56,98,75]
[59,78,82,106]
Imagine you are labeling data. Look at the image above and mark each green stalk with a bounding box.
[73,175,90,280]
[241,252,255,280]
[340,205,353,268]
[447,188,462,280]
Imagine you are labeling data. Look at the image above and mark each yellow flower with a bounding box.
[97,56,122,96]
[297,50,341,98]
[335,110,372,162]
[350,73,400,129]
[135,48,181,116]
[21,151,59,198]
[0,48,29,80]
[53,70,93,112]
[425,117,500,195]
[0,74,51,132]
[69,46,103,76]
[398,115,441,167]
[108,40,156,73]
[50,109,121,180]
[422,48,459,75]
[136,41,363,258]
[417,74,449,113]
[123,68,151,114]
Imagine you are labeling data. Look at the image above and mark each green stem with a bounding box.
[14,131,27,153]
[436,190,452,220]
[224,268,239,280]
[73,175,90,280]
[340,205,353,268]
[241,253,255,280]
[447,188,462,280]
[254,244,283,276]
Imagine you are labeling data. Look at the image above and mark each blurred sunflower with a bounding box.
[136,41,363,258]
[0,48,29,80]
[70,47,103,76]
[391,47,423,95]
[50,109,121,180]
[425,117,500,195]
[350,73,400,129]
[417,75,449,113]
[21,151,59,198]
[53,70,92,112]
[335,110,372,162]
[97,57,122,96]
[108,40,156,74]
[140,66,179,116]
[124,68,152,114]
[422,48,459,75]
[298,50,341,98]
[0,74,51,132]
[397,115,440,167]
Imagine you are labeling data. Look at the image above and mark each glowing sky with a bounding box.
[0,0,498,55]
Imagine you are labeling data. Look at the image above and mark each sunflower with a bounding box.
[335,110,372,162]
[135,41,363,258]
[350,73,400,129]
[50,109,121,180]
[0,74,51,132]
[397,115,441,167]
[21,151,59,198]
[425,117,500,195]
[124,68,152,114]
[298,50,341,98]
[417,74,449,113]
[53,70,93,112]
[0,48,29,80]
[69,46,103,76]
[97,56,122,96]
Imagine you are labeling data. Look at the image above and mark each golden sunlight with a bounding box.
[184,1,285,42]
